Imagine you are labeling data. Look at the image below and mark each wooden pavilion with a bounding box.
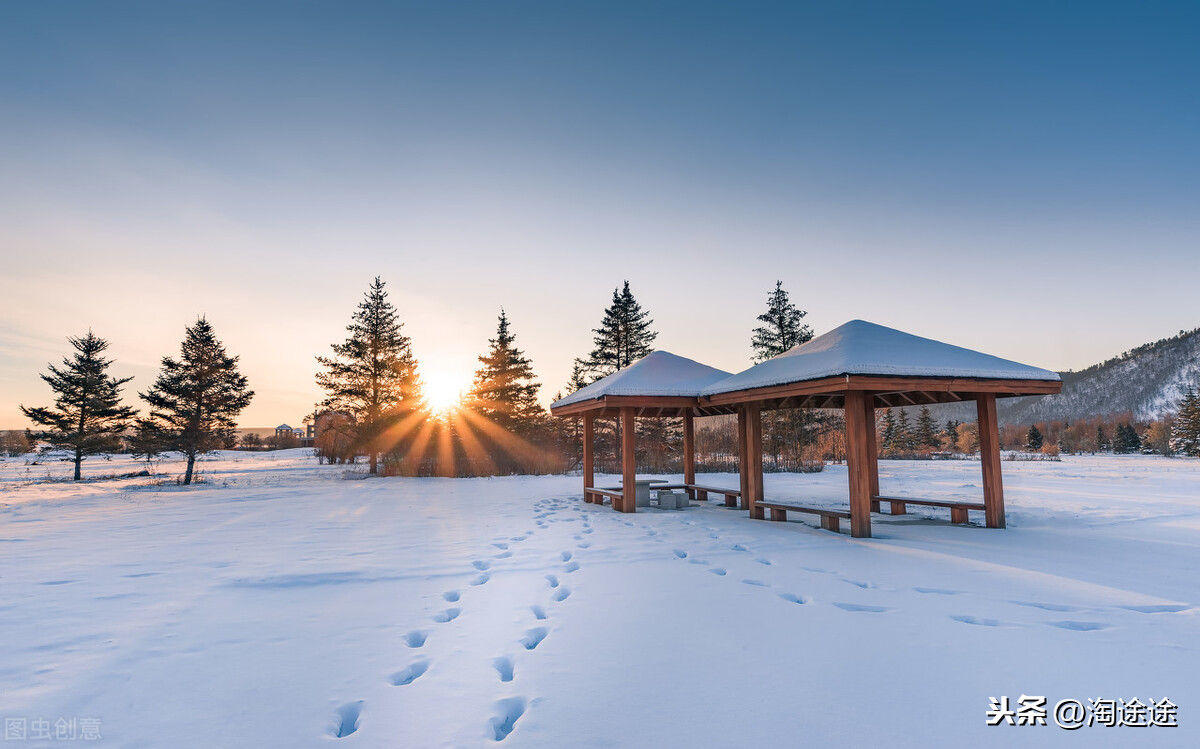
[550,320,1062,538]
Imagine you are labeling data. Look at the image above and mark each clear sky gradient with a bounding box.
[2,1,1198,428]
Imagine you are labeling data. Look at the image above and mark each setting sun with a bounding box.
[423,370,467,413]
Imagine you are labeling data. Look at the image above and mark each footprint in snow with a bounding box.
[779,593,808,605]
[563,561,580,573]
[560,551,573,562]
[493,656,515,682]
[552,586,571,602]
[741,579,768,587]
[390,659,430,685]
[914,587,962,596]
[545,574,559,589]
[688,558,710,566]
[492,542,509,550]
[494,551,513,559]
[843,579,876,589]
[472,560,491,571]
[1049,620,1109,631]
[490,697,527,741]
[433,607,461,623]
[730,544,748,552]
[672,549,688,559]
[521,627,549,650]
[755,558,772,566]
[471,573,490,586]
[332,701,362,738]
[582,528,594,535]
[1119,604,1191,614]
[404,630,429,648]
[950,615,1001,627]
[1011,600,1079,611]
[577,542,592,549]
[833,602,892,613]
[443,590,461,602]
[708,568,727,576]
[531,605,547,620]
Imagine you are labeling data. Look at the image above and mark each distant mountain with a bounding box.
[922,327,1200,426]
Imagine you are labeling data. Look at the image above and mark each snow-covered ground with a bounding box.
[2,450,1196,747]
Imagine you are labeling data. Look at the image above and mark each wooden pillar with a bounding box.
[844,390,873,538]
[583,413,594,502]
[737,407,749,510]
[682,409,696,495]
[746,402,764,519]
[862,394,880,511]
[620,407,637,513]
[977,393,1006,529]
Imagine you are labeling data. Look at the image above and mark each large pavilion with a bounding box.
[550,320,1062,538]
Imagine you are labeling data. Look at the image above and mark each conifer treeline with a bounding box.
[16,278,1200,480]
[18,319,253,483]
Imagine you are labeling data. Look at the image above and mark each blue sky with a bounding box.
[2,1,1198,427]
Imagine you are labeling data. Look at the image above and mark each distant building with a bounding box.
[275,423,313,448]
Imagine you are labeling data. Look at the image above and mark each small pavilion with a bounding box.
[550,320,1062,538]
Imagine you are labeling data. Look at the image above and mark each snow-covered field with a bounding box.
[2,450,1197,747]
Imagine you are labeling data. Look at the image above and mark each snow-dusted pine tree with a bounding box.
[1170,387,1200,457]
[20,331,136,480]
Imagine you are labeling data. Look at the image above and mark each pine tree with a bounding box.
[581,280,657,378]
[467,310,544,435]
[750,281,815,463]
[1026,424,1044,451]
[576,281,657,461]
[916,406,939,448]
[316,278,423,474]
[750,280,813,362]
[1115,423,1142,453]
[1170,388,1200,457]
[895,409,914,453]
[139,318,254,485]
[1096,424,1108,453]
[881,409,897,454]
[20,331,136,480]
[944,419,960,451]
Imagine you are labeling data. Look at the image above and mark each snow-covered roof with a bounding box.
[552,351,734,409]
[703,320,1061,395]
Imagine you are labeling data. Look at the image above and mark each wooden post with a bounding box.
[862,394,880,511]
[621,407,637,513]
[682,409,695,497]
[844,390,873,538]
[977,393,1006,529]
[583,413,594,502]
[737,407,749,510]
[747,402,764,519]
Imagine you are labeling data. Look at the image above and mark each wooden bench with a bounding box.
[752,501,852,533]
[584,487,624,505]
[871,495,986,525]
